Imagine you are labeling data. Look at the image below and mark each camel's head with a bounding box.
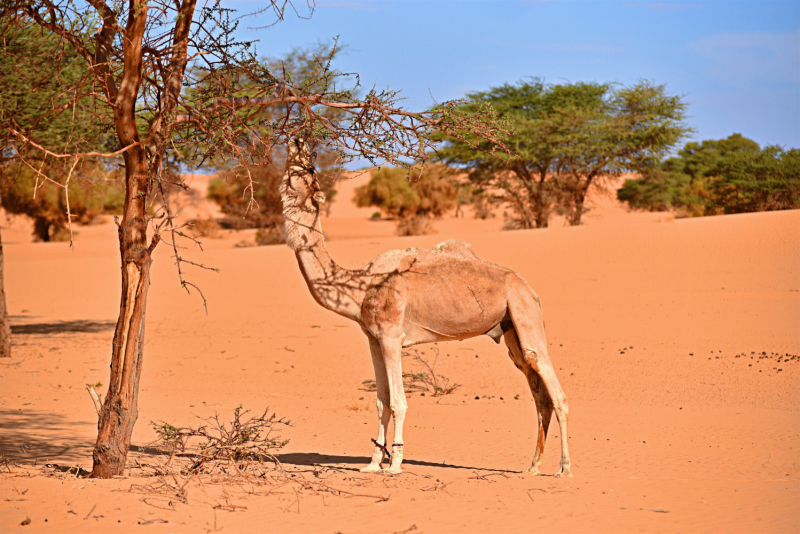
[280,138,326,212]
[280,138,326,251]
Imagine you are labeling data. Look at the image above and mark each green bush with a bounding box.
[353,165,458,235]
[1,162,124,241]
[617,134,799,216]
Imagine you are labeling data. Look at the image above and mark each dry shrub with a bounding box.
[472,196,496,220]
[396,214,434,236]
[191,216,221,238]
[150,406,289,475]
[361,347,460,396]
[255,226,285,246]
[50,228,76,242]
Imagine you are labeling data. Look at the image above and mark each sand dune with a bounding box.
[1,186,798,532]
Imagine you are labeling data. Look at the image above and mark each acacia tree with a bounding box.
[438,79,691,227]
[0,23,123,241]
[206,44,346,244]
[0,1,510,477]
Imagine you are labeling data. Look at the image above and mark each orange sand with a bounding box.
[1,179,798,533]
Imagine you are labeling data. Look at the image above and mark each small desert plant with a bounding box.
[150,406,289,472]
[1,160,125,242]
[472,195,496,220]
[396,214,434,236]
[255,226,285,246]
[405,347,461,396]
[361,347,460,396]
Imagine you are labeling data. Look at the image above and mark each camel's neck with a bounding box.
[292,223,364,322]
[280,147,364,322]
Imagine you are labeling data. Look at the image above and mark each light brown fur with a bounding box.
[279,139,572,476]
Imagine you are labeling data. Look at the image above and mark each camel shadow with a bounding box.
[275,452,514,473]
[10,319,116,335]
[0,409,94,466]
[128,447,514,474]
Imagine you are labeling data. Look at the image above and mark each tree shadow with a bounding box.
[274,452,513,473]
[0,409,95,466]
[10,320,116,335]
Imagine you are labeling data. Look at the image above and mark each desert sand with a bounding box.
[1,173,798,533]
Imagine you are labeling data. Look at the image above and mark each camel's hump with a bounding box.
[366,239,486,274]
[431,239,480,260]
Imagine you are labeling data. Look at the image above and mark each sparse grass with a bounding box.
[346,398,372,412]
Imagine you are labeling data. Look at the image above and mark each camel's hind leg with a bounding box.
[503,328,554,475]
[360,334,391,473]
[505,273,572,477]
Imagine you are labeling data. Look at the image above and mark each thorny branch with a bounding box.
[1,0,512,308]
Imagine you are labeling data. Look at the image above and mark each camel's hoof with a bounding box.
[360,464,382,473]
[555,467,573,478]
[382,466,403,475]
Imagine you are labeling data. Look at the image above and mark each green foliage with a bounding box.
[182,41,351,169]
[208,164,285,233]
[0,23,120,241]
[711,146,799,213]
[617,134,799,216]
[0,24,114,155]
[353,165,458,235]
[1,161,124,241]
[437,78,691,227]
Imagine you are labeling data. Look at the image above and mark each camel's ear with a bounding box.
[313,191,326,204]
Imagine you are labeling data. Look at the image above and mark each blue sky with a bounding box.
[232,0,799,150]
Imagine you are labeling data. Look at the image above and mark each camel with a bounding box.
[279,138,572,477]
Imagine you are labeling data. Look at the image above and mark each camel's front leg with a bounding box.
[361,335,391,473]
[381,335,407,475]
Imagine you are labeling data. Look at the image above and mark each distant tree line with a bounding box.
[360,79,797,234]
[617,134,799,216]
[4,34,795,243]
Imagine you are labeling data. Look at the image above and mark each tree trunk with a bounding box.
[33,217,50,242]
[90,148,155,478]
[533,188,549,228]
[568,184,590,226]
[533,170,550,228]
[0,228,11,358]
